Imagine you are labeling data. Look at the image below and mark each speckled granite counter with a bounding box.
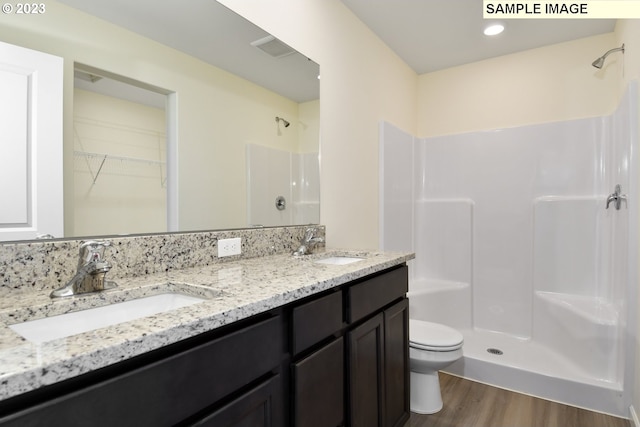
[0,249,413,402]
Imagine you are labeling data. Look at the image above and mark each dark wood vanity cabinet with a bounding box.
[291,264,410,427]
[291,290,345,427]
[348,300,409,427]
[0,315,286,427]
[346,267,410,427]
[348,312,386,427]
[382,299,411,427]
[0,264,409,427]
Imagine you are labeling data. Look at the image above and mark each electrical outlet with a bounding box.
[218,237,241,257]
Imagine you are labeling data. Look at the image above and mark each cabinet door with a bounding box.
[192,374,282,427]
[347,313,384,427]
[293,337,344,427]
[383,299,410,427]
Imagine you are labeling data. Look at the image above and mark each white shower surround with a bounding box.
[246,144,320,227]
[380,82,638,417]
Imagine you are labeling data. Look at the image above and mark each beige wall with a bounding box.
[0,0,305,234]
[417,33,620,137]
[218,0,418,250]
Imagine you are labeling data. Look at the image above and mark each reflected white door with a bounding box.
[0,41,63,241]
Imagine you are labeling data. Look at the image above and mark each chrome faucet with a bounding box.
[292,227,325,256]
[50,240,117,298]
[606,184,627,210]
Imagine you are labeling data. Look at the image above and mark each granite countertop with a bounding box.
[0,249,413,402]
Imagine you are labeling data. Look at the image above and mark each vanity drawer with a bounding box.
[347,266,408,323]
[0,315,283,427]
[292,290,343,355]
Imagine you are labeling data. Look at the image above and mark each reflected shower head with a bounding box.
[592,44,625,69]
[276,116,290,127]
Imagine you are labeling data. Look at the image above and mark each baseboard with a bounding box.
[631,405,640,427]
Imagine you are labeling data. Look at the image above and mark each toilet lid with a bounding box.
[409,319,463,351]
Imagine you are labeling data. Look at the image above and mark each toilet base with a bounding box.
[410,370,443,414]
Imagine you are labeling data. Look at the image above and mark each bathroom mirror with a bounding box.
[0,0,319,241]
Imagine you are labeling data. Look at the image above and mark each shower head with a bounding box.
[592,44,625,69]
[276,116,290,128]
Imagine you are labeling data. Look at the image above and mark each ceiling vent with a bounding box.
[250,35,295,58]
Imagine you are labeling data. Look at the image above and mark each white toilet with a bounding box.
[409,319,464,414]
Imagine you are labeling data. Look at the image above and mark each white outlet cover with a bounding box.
[218,237,241,257]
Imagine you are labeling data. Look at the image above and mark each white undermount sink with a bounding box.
[314,256,365,265]
[9,293,206,344]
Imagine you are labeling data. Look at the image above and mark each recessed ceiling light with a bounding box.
[484,23,505,36]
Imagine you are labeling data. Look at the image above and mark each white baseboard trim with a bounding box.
[631,405,639,427]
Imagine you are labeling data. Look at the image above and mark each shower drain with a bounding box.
[487,348,504,355]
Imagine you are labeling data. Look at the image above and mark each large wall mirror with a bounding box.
[0,0,319,242]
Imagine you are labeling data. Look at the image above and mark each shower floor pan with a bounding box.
[445,328,626,418]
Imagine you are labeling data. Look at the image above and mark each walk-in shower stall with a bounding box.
[380,83,638,417]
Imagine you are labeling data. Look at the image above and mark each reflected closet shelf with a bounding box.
[74,150,166,186]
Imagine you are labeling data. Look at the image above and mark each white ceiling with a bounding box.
[341,0,616,74]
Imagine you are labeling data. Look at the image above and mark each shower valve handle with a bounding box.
[606,184,627,210]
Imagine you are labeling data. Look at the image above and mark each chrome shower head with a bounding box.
[591,57,605,69]
[276,116,290,128]
[592,44,625,69]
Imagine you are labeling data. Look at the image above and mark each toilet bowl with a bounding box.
[409,319,464,414]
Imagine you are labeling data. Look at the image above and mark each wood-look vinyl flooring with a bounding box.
[408,373,630,427]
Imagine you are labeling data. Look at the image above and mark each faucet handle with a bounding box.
[78,240,112,269]
[303,227,318,241]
